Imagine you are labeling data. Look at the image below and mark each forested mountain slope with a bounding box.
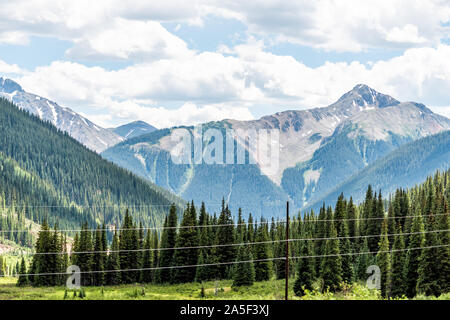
[0,97,182,231]
[308,130,450,211]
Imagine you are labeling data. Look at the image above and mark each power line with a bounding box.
[1,204,176,209]
[0,219,287,234]
[0,213,447,234]
[5,244,449,278]
[16,229,450,256]
[1,204,177,210]
[308,212,448,223]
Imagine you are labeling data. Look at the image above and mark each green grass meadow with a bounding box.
[1,277,448,300]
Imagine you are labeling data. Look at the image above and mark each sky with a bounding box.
[0,0,450,128]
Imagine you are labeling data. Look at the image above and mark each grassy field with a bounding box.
[1,277,449,300]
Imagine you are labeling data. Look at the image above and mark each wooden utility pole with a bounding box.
[285,201,290,301]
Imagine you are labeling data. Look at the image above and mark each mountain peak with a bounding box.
[0,77,23,94]
[113,120,157,139]
[129,120,152,126]
[335,84,400,109]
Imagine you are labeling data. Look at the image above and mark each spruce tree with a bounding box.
[436,197,449,293]
[29,220,60,286]
[232,245,255,287]
[376,220,391,298]
[215,200,236,279]
[335,194,353,283]
[16,257,29,287]
[119,210,139,284]
[195,250,209,283]
[156,204,178,283]
[172,202,199,283]
[151,230,159,282]
[390,224,406,298]
[274,222,287,279]
[92,225,106,286]
[347,197,357,238]
[253,219,272,281]
[247,213,255,244]
[294,237,315,296]
[76,222,94,286]
[361,185,374,238]
[416,213,440,296]
[404,206,425,298]
[368,192,384,252]
[314,204,327,276]
[355,237,374,280]
[140,230,153,283]
[106,229,121,285]
[195,203,211,282]
[321,221,342,292]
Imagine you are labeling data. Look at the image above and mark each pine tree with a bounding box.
[215,200,236,279]
[195,203,211,282]
[14,262,19,278]
[435,196,449,293]
[314,204,327,276]
[368,192,385,252]
[274,222,287,279]
[16,257,28,287]
[92,225,106,286]
[140,230,153,283]
[172,202,199,283]
[151,230,159,282]
[390,224,406,298]
[347,197,357,238]
[294,237,315,296]
[247,213,255,244]
[334,194,353,283]
[376,220,391,298]
[361,185,374,238]
[156,204,178,283]
[195,250,209,283]
[119,210,139,284]
[416,212,440,296]
[61,234,69,281]
[75,222,94,286]
[106,229,121,285]
[253,219,272,281]
[355,237,374,280]
[0,256,6,277]
[232,245,255,287]
[404,206,425,298]
[321,221,342,292]
[29,220,61,286]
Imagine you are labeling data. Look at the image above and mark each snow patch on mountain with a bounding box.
[304,169,321,185]
[0,77,123,152]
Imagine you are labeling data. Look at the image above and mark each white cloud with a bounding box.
[0,31,29,45]
[12,43,450,128]
[0,0,448,54]
[385,24,427,44]
[82,101,254,129]
[0,60,24,75]
[216,0,450,51]
[429,106,450,119]
[131,102,255,128]
[2,1,450,128]
[0,0,203,62]
[65,18,193,61]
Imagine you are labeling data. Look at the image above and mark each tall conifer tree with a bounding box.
[156,204,178,283]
